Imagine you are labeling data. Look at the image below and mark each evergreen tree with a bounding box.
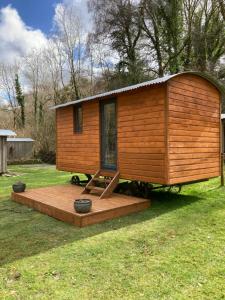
[15,74,25,128]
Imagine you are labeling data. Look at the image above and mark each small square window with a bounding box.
[73,104,83,133]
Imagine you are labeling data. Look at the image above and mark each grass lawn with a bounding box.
[0,165,225,300]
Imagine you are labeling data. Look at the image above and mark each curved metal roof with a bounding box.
[51,71,223,110]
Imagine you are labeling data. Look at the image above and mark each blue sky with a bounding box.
[0,0,57,34]
[0,0,92,105]
[0,0,90,64]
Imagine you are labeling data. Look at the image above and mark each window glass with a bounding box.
[101,101,117,169]
[74,104,83,133]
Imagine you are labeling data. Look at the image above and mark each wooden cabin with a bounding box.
[52,72,222,198]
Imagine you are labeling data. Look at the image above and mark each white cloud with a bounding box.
[0,2,91,65]
[64,0,91,23]
[0,5,48,63]
[55,0,92,33]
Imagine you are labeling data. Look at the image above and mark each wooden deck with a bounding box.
[11,185,150,227]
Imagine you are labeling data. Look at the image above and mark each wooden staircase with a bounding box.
[81,170,120,199]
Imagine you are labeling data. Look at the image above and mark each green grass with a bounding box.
[0,165,225,299]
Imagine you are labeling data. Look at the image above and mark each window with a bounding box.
[73,104,83,133]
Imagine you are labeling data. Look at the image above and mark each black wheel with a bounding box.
[166,185,182,193]
[85,174,92,182]
[71,175,81,186]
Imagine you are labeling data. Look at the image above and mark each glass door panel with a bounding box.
[100,100,117,170]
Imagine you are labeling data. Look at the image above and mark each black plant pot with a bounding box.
[74,199,92,213]
[12,182,26,193]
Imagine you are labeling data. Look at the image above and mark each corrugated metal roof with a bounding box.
[7,138,34,142]
[0,130,16,137]
[51,74,176,110]
[50,71,223,110]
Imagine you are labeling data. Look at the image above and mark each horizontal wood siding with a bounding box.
[167,74,220,184]
[56,73,220,186]
[117,85,166,184]
[56,101,100,173]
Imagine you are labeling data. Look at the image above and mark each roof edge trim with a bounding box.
[50,71,223,110]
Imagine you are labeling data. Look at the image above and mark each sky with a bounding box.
[0,0,90,63]
[0,0,57,34]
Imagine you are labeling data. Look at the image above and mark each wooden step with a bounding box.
[86,186,105,193]
[81,169,120,199]
[92,177,111,184]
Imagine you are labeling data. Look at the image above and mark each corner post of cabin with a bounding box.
[165,82,170,185]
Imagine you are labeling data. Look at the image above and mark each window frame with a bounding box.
[73,104,83,134]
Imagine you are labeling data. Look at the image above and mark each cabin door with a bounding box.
[100,99,117,170]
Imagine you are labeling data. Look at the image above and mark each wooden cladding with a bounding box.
[117,85,166,183]
[56,73,221,186]
[167,74,220,184]
[56,101,100,174]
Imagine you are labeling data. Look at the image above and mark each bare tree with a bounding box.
[43,39,67,105]
[0,63,19,128]
[54,3,84,100]
[86,33,121,91]
[24,50,42,125]
[24,48,53,127]
[51,37,67,89]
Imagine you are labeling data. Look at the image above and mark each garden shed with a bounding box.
[0,129,16,174]
[7,138,34,162]
[52,72,222,198]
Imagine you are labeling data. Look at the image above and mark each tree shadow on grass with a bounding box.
[0,191,201,267]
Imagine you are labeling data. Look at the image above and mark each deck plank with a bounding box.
[11,185,150,227]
